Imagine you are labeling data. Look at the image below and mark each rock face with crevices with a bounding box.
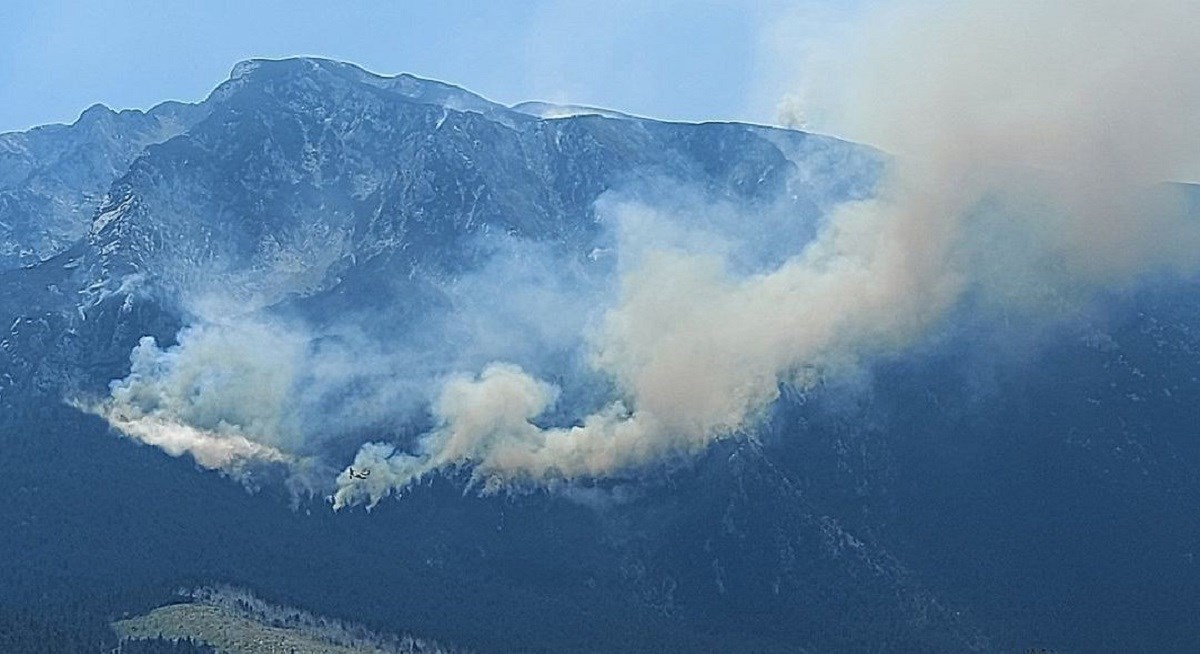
[0,101,206,269]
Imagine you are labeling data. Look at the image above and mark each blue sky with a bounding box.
[0,0,846,133]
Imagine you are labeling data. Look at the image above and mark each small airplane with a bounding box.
[348,467,371,480]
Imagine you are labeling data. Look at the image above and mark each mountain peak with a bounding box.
[77,103,116,123]
[229,56,378,83]
[221,56,514,122]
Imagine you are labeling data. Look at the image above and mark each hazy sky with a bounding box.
[0,0,853,133]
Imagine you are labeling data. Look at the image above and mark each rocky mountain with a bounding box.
[1,57,1197,653]
[0,100,206,269]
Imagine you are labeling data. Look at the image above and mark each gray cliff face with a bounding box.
[0,100,207,269]
[80,58,874,313]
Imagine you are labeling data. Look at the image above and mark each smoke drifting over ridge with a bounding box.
[90,235,611,485]
[93,0,1200,509]
[334,0,1200,507]
[810,0,1200,281]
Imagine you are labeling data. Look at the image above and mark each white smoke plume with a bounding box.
[334,362,662,509]
[92,234,609,483]
[334,0,1200,507]
[335,193,957,507]
[87,323,307,474]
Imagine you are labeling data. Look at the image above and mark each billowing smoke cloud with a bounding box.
[88,0,1199,508]
[91,234,611,485]
[334,362,658,509]
[87,323,307,474]
[334,192,960,507]
[806,0,1200,284]
[334,0,1200,507]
